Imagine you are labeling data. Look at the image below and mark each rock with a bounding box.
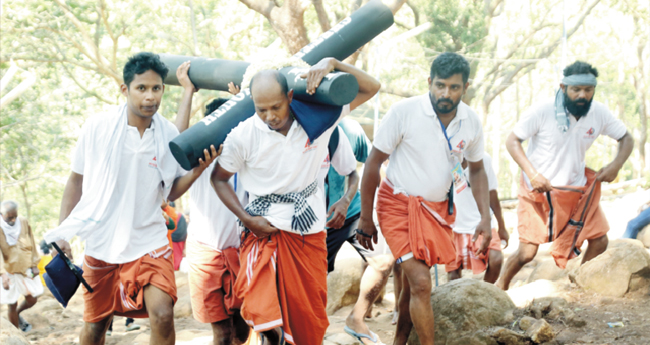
[326,256,364,315]
[490,327,528,345]
[638,225,650,248]
[575,240,650,297]
[525,319,554,344]
[555,329,581,344]
[0,317,31,345]
[518,316,537,331]
[526,260,568,283]
[407,279,516,345]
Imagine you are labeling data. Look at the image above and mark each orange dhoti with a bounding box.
[235,230,328,345]
[376,179,456,267]
[445,229,502,274]
[187,241,242,323]
[81,246,177,323]
[517,168,608,268]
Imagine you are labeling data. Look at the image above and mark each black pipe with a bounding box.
[168,0,394,170]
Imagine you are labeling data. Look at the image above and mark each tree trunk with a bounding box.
[19,182,31,221]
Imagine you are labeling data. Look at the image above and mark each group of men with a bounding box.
[0,48,630,345]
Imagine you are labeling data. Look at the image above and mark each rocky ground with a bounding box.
[2,189,649,345]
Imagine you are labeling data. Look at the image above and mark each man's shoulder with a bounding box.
[588,101,612,117]
[458,102,482,126]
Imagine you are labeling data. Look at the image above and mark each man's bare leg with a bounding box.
[393,265,412,345]
[211,319,233,345]
[144,285,175,345]
[484,250,503,284]
[582,235,608,264]
[391,264,402,325]
[80,315,113,345]
[232,311,251,345]
[394,258,434,345]
[496,242,538,290]
[447,268,462,281]
[7,302,19,328]
[345,255,393,344]
[17,294,38,315]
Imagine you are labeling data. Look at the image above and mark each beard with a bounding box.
[564,92,592,118]
[430,93,461,115]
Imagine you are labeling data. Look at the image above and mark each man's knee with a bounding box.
[489,250,503,268]
[407,272,432,298]
[588,235,608,252]
[515,243,538,264]
[149,304,174,327]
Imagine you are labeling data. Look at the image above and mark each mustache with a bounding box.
[437,98,453,105]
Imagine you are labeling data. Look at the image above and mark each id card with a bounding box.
[451,161,468,194]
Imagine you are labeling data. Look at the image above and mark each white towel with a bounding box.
[0,217,21,246]
[44,104,181,244]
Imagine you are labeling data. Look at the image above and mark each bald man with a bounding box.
[212,59,380,345]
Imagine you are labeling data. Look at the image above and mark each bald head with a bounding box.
[250,70,289,99]
[249,70,294,133]
[1,200,18,225]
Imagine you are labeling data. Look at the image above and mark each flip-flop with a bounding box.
[344,325,385,345]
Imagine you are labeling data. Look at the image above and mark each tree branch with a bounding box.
[312,0,331,32]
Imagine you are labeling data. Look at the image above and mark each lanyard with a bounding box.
[437,116,462,152]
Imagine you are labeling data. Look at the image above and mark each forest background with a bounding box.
[1,0,649,240]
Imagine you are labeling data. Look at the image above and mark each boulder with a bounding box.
[525,319,554,343]
[526,260,568,283]
[408,279,516,345]
[574,240,650,297]
[637,225,650,248]
[507,280,563,307]
[326,255,364,315]
[0,317,30,345]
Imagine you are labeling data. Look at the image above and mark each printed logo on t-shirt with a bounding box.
[321,154,331,169]
[303,139,318,153]
[584,127,596,139]
[456,140,466,150]
[148,156,158,169]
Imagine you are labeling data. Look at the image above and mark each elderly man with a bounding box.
[212,58,380,345]
[1,200,42,332]
[498,61,634,290]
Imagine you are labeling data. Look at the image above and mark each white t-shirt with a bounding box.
[513,100,627,187]
[453,153,498,234]
[373,94,485,202]
[218,105,351,235]
[317,127,357,196]
[72,122,186,263]
[188,161,247,251]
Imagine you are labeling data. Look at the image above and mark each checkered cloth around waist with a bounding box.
[240,180,319,234]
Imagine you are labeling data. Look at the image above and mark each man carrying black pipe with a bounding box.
[211,57,380,345]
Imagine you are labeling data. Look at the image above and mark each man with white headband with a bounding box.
[498,61,633,290]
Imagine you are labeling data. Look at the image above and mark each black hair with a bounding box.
[123,52,169,88]
[249,70,289,98]
[40,239,52,255]
[205,98,230,116]
[563,61,598,78]
[430,52,471,84]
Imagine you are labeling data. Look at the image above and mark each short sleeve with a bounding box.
[599,107,627,140]
[71,122,89,174]
[340,118,371,163]
[483,154,498,191]
[373,106,402,155]
[218,130,246,174]
[330,127,357,176]
[513,106,543,141]
[464,121,485,163]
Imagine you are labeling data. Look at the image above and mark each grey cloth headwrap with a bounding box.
[240,180,319,235]
[555,73,598,133]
